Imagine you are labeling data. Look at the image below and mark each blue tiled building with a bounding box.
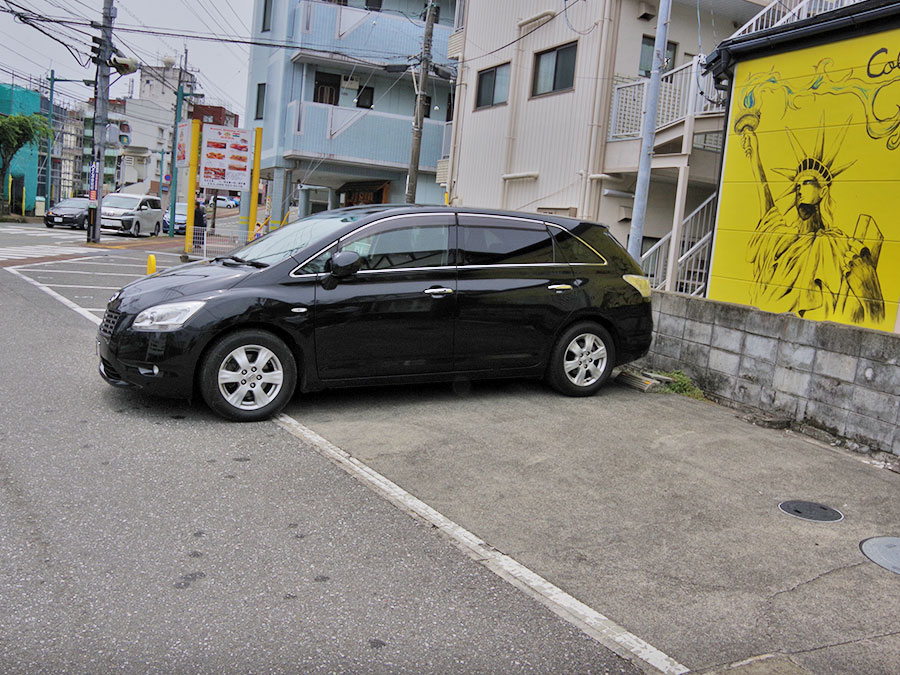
[244,0,457,224]
[0,84,42,214]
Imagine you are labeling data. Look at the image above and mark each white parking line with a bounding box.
[6,267,101,325]
[274,414,689,675]
[13,268,145,277]
[40,283,120,290]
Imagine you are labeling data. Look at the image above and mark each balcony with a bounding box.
[287,101,443,171]
[608,56,724,141]
[293,1,452,67]
[732,0,864,37]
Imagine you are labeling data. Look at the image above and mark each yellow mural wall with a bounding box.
[708,27,900,333]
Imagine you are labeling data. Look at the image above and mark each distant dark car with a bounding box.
[163,202,207,235]
[45,197,89,229]
[98,205,653,421]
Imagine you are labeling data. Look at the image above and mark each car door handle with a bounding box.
[424,287,454,296]
[548,284,573,292]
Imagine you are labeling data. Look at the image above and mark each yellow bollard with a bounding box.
[146,254,156,275]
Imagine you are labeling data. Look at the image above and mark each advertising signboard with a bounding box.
[198,125,252,191]
[175,121,191,168]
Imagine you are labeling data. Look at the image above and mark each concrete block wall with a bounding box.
[639,292,900,456]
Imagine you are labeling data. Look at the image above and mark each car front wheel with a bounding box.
[131,221,141,237]
[199,330,297,422]
[547,322,616,397]
[152,222,160,236]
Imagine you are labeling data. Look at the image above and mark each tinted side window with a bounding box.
[550,225,607,264]
[460,216,553,265]
[337,216,452,271]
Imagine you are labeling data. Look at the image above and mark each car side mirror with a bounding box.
[331,250,362,278]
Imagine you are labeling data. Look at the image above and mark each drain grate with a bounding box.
[860,537,900,575]
[778,500,844,522]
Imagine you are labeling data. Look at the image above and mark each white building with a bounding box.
[446,0,768,290]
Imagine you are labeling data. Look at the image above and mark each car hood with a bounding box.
[49,207,85,215]
[112,261,253,312]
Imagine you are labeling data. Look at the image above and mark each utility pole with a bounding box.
[405,0,436,204]
[627,0,672,261]
[166,49,203,236]
[166,50,186,237]
[45,70,54,207]
[87,0,115,244]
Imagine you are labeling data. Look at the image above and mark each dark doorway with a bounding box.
[314,72,341,106]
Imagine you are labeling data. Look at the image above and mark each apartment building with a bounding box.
[446,0,765,264]
[243,0,457,224]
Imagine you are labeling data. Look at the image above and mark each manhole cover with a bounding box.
[860,537,900,575]
[778,500,844,522]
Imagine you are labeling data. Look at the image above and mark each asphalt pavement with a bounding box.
[2,219,899,674]
[0,221,638,672]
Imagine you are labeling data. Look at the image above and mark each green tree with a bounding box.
[0,113,52,214]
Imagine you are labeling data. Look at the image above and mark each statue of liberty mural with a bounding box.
[736,111,885,324]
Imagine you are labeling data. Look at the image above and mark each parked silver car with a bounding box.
[100,194,164,237]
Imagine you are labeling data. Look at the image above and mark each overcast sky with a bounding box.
[0,0,253,118]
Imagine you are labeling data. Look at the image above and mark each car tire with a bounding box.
[45,222,54,228]
[131,221,140,237]
[199,329,297,422]
[546,322,616,397]
[152,222,160,236]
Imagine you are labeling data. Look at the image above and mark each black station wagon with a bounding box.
[98,205,653,421]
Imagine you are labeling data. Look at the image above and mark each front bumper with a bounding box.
[99,217,134,234]
[97,317,204,399]
[45,214,82,227]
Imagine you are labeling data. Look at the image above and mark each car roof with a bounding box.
[325,204,608,232]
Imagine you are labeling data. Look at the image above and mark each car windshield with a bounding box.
[103,195,141,209]
[55,198,88,209]
[228,213,366,265]
[174,203,188,215]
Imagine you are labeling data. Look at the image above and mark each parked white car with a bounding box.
[208,196,237,209]
[100,194,164,237]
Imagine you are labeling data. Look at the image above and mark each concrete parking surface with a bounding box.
[3,219,899,673]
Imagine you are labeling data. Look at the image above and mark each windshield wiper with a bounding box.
[213,255,268,268]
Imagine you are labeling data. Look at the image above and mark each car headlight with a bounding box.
[132,301,205,331]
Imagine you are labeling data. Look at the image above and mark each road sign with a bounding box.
[164,174,171,182]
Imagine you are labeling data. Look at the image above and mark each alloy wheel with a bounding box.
[563,332,608,387]
[217,344,285,411]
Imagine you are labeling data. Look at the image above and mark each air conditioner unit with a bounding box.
[341,75,360,90]
[638,1,656,21]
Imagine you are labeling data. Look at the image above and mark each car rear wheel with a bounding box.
[199,329,297,422]
[547,322,615,397]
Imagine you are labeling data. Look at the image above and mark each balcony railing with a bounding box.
[290,101,444,170]
[732,0,863,38]
[609,56,723,141]
[295,0,452,67]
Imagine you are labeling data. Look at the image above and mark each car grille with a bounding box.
[99,308,121,337]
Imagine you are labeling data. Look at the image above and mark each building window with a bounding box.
[261,0,272,32]
[475,63,510,109]
[639,36,677,77]
[532,42,576,97]
[255,83,266,119]
[365,0,382,10]
[356,86,374,109]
